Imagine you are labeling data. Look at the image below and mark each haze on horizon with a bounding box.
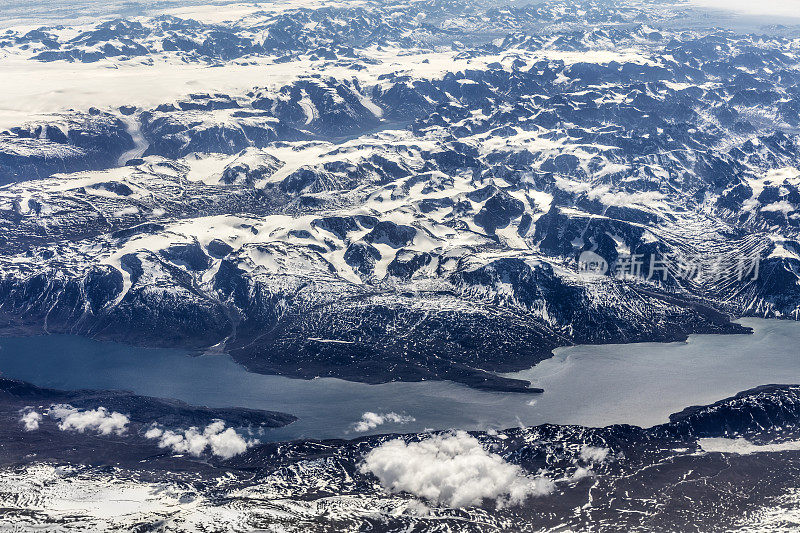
[3,0,800,27]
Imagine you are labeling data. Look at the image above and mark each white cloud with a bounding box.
[761,200,795,214]
[112,206,140,217]
[352,412,416,432]
[49,405,129,436]
[24,404,253,459]
[145,420,256,459]
[689,0,800,18]
[579,445,609,463]
[19,410,42,431]
[359,431,554,508]
[563,447,610,482]
[569,466,594,481]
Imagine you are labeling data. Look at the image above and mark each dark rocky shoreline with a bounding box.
[3,377,800,531]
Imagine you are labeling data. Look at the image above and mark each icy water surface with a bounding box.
[0,318,798,439]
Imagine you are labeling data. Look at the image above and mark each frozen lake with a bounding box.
[0,318,798,440]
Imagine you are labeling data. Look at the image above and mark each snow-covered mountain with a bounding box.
[3,0,800,528]
[2,0,800,392]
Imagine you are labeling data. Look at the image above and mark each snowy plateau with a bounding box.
[3,0,800,530]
